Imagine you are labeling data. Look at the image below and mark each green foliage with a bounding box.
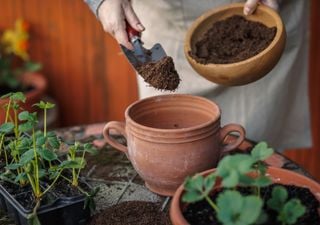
[217,190,263,225]
[267,186,306,224]
[0,93,98,225]
[182,142,306,225]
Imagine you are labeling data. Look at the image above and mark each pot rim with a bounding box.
[170,167,320,225]
[125,94,221,134]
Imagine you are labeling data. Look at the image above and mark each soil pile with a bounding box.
[137,56,180,91]
[190,15,277,64]
[90,201,171,225]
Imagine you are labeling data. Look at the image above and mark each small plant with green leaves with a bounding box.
[182,142,307,225]
[0,93,99,225]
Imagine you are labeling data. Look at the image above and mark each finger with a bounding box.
[261,0,279,11]
[113,22,134,50]
[122,1,145,32]
[244,0,259,16]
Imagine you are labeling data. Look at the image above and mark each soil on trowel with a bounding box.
[190,15,277,64]
[137,56,180,91]
[90,201,171,225]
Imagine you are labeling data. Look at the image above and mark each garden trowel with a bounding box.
[120,22,167,70]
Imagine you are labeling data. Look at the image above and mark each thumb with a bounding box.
[244,0,259,16]
[122,1,145,32]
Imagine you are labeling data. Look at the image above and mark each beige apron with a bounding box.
[132,0,311,150]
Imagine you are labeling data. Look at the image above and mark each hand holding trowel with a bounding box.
[120,22,180,91]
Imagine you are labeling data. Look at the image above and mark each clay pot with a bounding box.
[0,72,47,123]
[103,94,245,196]
[170,167,320,225]
[185,3,286,86]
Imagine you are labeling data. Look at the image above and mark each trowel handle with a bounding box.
[126,21,140,41]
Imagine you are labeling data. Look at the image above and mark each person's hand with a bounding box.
[244,0,279,15]
[98,0,145,50]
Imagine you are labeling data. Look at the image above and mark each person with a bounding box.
[85,0,311,151]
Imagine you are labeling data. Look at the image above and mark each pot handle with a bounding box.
[220,124,245,153]
[103,121,128,154]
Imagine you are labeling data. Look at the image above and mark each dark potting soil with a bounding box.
[136,56,180,91]
[183,184,320,225]
[190,15,277,64]
[15,191,56,210]
[89,201,171,225]
[52,178,90,198]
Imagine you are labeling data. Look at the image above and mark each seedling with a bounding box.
[182,142,306,225]
[0,93,98,225]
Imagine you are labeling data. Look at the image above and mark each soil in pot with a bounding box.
[90,201,171,225]
[51,178,90,198]
[183,184,320,225]
[190,15,277,64]
[14,191,56,211]
[136,56,180,91]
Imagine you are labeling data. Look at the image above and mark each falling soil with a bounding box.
[136,56,180,91]
[90,201,171,225]
[183,184,320,225]
[190,15,277,64]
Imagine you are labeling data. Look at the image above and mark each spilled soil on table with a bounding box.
[90,201,171,225]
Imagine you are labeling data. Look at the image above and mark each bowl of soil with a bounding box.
[185,3,286,86]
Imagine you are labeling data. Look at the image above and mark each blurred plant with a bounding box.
[0,19,42,90]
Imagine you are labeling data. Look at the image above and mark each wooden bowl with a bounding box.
[184,3,286,86]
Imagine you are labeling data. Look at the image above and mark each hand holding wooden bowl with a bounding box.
[184,3,286,86]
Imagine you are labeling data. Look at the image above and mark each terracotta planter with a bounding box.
[185,3,286,86]
[0,72,47,123]
[170,167,320,225]
[103,94,245,196]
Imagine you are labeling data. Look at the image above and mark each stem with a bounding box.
[41,169,64,197]
[76,150,86,183]
[26,172,37,196]
[44,108,47,137]
[13,108,19,138]
[72,168,78,187]
[205,195,219,212]
[32,128,40,197]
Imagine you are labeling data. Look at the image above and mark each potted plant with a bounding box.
[0,19,47,123]
[0,92,99,225]
[170,142,320,225]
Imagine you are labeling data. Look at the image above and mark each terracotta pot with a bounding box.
[103,94,245,196]
[185,3,286,86]
[0,72,47,123]
[170,167,320,225]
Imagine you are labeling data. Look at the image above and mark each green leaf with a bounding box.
[14,172,27,183]
[252,176,272,187]
[19,121,34,132]
[10,92,26,102]
[20,149,35,165]
[59,160,82,169]
[267,186,288,212]
[239,195,263,224]
[217,190,263,225]
[18,111,31,121]
[0,122,14,134]
[251,142,274,161]
[221,170,239,188]
[37,148,57,161]
[5,163,21,170]
[36,135,46,146]
[217,190,243,224]
[48,135,60,149]
[182,190,204,203]
[204,173,217,192]
[278,199,306,224]
[34,101,55,109]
